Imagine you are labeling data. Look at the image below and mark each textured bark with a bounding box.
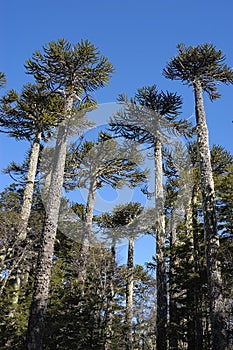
[194,80,227,350]
[191,184,204,350]
[7,132,42,312]
[19,131,42,240]
[26,98,73,350]
[104,240,116,350]
[154,140,167,350]
[169,211,179,350]
[126,236,134,350]
[78,177,97,287]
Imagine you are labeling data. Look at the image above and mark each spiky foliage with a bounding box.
[163,43,233,100]
[110,85,192,145]
[0,72,6,88]
[0,83,63,140]
[25,38,114,103]
[64,134,148,192]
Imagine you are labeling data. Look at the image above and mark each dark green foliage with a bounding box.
[163,43,233,100]
[0,83,63,140]
[25,39,114,102]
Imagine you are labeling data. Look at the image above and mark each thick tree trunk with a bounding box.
[126,236,134,350]
[194,80,227,350]
[78,177,97,287]
[26,98,73,350]
[154,139,167,350]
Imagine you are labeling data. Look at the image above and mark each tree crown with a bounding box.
[25,38,114,103]
[163,43,233,100]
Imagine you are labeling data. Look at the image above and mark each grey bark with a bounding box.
[154,139,167,350]
[6,132,42,313]
[193,80,227,350]
[104,240,116,350]
[126,236,134,350]
[26,97,73,350]
[19,131,42,240]
[78,177,97,288]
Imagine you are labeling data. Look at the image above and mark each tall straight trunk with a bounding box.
[126,236,134,350]
[169,211,179,350]
[19,131,42,240]
[193,80,226,350]
[154,139,167,350]
[78,177,97,287]
[104,239,116,350]
[26,97,73,350]
[7,131,42,313]
[192,184,204,350]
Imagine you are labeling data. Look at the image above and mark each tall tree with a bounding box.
[0,84,62,311]
[0,84,62,242]
[98,202,144,350]
[110,85,191,350]
[64,133,148,288]
[163,43,233,350]
[25,38,113,350]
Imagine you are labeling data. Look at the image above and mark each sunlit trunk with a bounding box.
[7,131,42,314]
[78,177,97,287]
[194,80,226,350]
[26,97,73,350]
[154,139,167,350]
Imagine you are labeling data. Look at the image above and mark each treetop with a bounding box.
[163,43,233,100]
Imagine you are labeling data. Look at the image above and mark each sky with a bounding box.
[1,0,233,265]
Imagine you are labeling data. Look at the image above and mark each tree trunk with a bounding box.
[19,131,42,240]
[78,177,97,287]
[126,236,134,350]
[104,239,116,350]
[169,211,179,350]
[193,80,226,350]
[7,131,42,313]
[26,98,73,350]
[154,139,167,350]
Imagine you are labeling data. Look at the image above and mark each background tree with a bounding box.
[163,43,233,350]
[110,84,192,350]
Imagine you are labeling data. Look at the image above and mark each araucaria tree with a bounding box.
[110,85,191,350]
[25,39,113,350]
[163,43,233,350]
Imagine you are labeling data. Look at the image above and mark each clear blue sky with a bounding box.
[1,0,233,265]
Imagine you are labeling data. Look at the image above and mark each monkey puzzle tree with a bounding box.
[110,85,191,350]
[98,202,144,350]
[25,38,114,350]
[64,133,148,288]
[0,84,62,243]
[0,84,63,313]
[163,43,233,350]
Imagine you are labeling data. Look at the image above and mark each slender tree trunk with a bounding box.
[154,139,167,350]
[193,80,226,350]
[78,177,97,287]
[19,131,42,240]
[169,211,179,350]
[7,132,42,313]
[192,184,204,350]
[104,239,116,350]
[26,97,73,350]
[126,236,134,350]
